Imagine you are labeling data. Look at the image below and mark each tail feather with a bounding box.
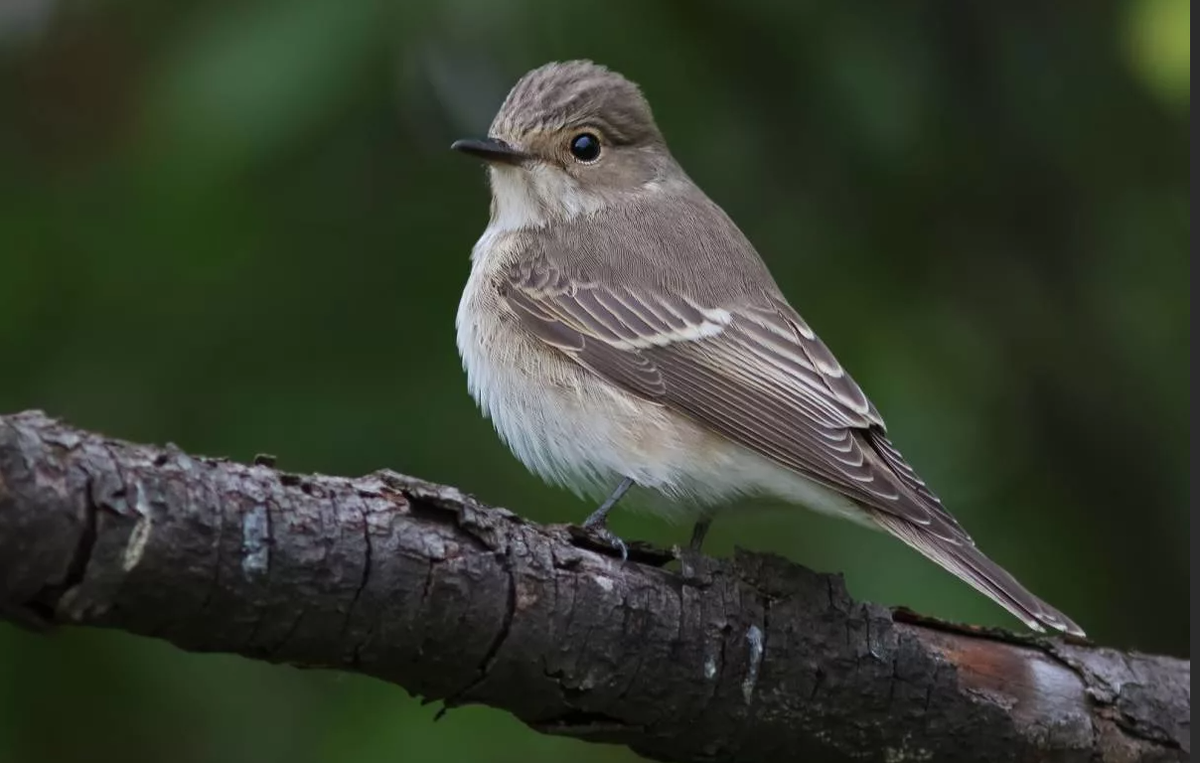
[873,513,1085,637]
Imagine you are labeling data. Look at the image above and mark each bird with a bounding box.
[451,60,1084,637]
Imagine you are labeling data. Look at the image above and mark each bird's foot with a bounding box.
[580,514,629,563]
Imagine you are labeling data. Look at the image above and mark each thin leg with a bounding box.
[581,476,634,561]
[689,517,713,552]
[583,476,634,528]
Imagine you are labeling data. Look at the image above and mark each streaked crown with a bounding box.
[490,60,664,148]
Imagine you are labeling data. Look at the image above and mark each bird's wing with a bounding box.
[502,253,967,542]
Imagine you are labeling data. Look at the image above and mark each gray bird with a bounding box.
[452,60,1084,637]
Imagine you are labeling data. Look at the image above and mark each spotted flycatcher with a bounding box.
[452,60,1083,636]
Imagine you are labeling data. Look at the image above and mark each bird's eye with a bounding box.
[569,132,601,163]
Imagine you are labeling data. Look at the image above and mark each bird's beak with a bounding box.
[450,137,529,166]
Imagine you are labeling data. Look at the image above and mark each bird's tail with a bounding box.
[873,514,1085,637]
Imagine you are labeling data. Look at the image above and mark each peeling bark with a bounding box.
[0,410,1189,763]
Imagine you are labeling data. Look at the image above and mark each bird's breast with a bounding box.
[456,227,698,504]
[456,229,601,488]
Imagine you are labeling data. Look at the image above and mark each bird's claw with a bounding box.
[579,520,629,563]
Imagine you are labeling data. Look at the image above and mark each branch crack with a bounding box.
[438,542,518,714]
[340,497,371,657]
[34,466,100,619]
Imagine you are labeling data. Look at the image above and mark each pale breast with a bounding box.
[457,240,624,497]
[456,229,715,507]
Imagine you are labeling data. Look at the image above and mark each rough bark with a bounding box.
[0,410,1189,763]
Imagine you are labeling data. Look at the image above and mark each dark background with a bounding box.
[0,1,1189,762]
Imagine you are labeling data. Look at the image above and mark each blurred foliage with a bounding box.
[0,1,1188,761]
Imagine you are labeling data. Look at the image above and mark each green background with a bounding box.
[0,1,1189,761]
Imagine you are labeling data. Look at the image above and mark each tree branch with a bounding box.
[0,410,1188,762]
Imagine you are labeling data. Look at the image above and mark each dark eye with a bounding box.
[569,132,601,162]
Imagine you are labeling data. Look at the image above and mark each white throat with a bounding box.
[487,163,607,233]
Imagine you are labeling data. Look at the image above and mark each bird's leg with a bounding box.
[673,515,714,582]
[583,476,634,525]
[688,517,713,552]
[582,476,634,561]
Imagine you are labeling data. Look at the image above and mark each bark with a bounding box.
[0,410,1189,763]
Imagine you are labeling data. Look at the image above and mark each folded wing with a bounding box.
[502,254,1085,636]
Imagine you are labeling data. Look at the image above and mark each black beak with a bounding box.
[450,137,528,166]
